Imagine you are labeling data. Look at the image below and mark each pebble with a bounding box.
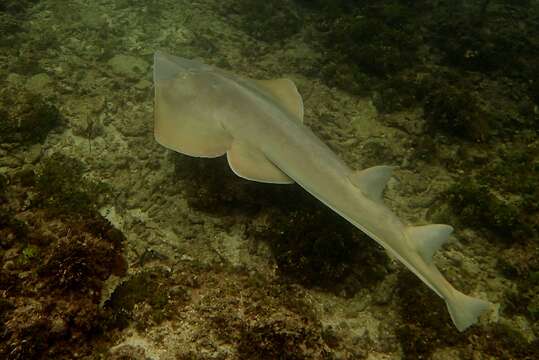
[6,73,24,86]
[25,73,52,95]
[24,143,42,164]
[108,55,149,80]
[0,155,23,168]
[135,79,152,90]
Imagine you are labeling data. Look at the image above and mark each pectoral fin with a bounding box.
[153,53,232,157]
[254,79,304,122]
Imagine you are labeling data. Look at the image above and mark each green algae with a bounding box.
[446,143,538,242]
[0,0,38,13]
[19,244,40,264]
[442,140,539,335]
[105,269,173,329]
[237,315,331,359]
[447,179,524,239]
[304,0,538,143]
[0,86,61,145]
[35,153,111,215]
[0,0,36,47]
[224,0,302,43]
[423,83,490,141]
[0,171,127,359]
[501,244,539,326]
[196,267,333,359]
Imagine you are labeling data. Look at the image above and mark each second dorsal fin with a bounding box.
[406,224,453,263]
[254,79,304,122]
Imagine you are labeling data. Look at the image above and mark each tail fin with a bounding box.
[446,290,491,331]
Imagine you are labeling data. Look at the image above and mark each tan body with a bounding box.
[153,51,491,331]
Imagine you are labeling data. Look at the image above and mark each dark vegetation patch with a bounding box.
[0,0,38,45]
[221,0,303,43]
[304,0,539,140]
[421,77,491,142]
[318,3,421,80]
[195,270,339,359]
[0,155,127,359]
[252,202,387,295]
[0,0,38,14]
[396,271,539,359]
[447,178,531,241]
[0,84,61,145]
[104,267,192,330]
[33,153,111,215]
[443,142,538,293]
[501,243,539,334]
[237,314,330,359]
[441,140,539,327]
[1,157,360,359]
[174,154,388,296]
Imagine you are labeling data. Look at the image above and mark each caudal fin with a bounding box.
[446,290,491,331]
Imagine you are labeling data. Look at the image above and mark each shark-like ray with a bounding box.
[153,51,491,331]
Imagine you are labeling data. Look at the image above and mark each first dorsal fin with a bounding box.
[348,165,396,202]
[254,79,304,122]
[406,224,453,263]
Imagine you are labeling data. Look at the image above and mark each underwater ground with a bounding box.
[0,0,538,359]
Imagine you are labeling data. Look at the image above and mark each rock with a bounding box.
[372,274,397,305]
[49,317,68,335]
[108,55,149,80]
[0,85,61,145]
[6,73,24,86]
[383,110,425,135]
[117,115,149,137]
[462,145,489,165]
[437,143,460,162]
[0,155,23,168]
[135,79,152,90]
[65,96,105,139]
[24,143,42,164]
[80,6,107,30]
[350,99,379,138]
[109,343,152,360]
[25,73,53,95]
[431,348,462,360]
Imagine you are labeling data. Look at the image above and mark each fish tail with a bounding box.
[446,290,491,331]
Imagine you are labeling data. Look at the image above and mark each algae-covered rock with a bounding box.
[105,268,175,329]
[238,313,329,359]
[223,0,302,43]
[25,73,52,95]
[107,54,149,80]
[0,84,61,145]
[0,12,20,43]
[0,170,127,359]
[446,142,539,242]
[64,96,105,139]
[34,153,111,214]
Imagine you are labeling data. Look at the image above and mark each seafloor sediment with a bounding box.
[0,0,538,359]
